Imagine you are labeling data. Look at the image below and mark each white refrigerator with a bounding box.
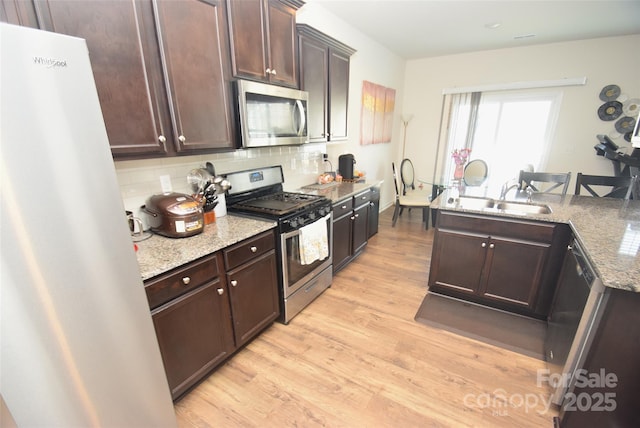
[0,23,177,426]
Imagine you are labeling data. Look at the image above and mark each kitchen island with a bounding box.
[431,189,639,292]
[430,188,640,427]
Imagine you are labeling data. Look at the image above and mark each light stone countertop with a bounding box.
[432,188,640,293]
[297,179,383,203]
[135,214,276,281]
[136,181,383,281]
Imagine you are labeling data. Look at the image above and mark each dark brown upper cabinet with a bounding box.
[34,0,236,158]
[297,24,355,142]
[227,0,302,88]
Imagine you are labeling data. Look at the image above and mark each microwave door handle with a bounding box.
[295,100,306,137]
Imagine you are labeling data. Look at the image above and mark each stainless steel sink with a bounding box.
[495,201,552,215]
[454,196,496,210]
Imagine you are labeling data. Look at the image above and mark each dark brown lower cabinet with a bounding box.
[226,250,279,347]
[151,279,234,399]
[332,189,370,273]
[429,211,570,318]
[145,230,278,400]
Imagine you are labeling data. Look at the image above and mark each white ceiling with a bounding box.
[308,0,640,59]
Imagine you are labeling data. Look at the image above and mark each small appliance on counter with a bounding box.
[142,192,204,238]
[338,154,356,179]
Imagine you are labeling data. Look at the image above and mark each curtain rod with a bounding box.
[442,77,587,95]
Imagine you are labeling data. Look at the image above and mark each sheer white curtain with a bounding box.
[435,88,562,188]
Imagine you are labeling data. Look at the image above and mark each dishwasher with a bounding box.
[544,238,608,407]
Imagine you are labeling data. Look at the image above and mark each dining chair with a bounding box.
[625,175,639,200]
[392,162,431,229]
[399,158,428,195]
[574,173,632,198]
[518,171,572,195]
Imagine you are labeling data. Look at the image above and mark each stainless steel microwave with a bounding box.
[237,79,309,148]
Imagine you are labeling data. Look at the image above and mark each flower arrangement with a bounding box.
[452,148,472,165]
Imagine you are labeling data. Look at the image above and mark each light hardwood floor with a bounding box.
[174,207,557,427]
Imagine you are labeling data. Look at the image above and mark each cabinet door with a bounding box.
[266,0,297,87]
[480,237,549,309]
[155,0,235,152]
[352,203,369,255]
[332,213,352,272]
[227,250,279,347]
[299,33,328,141]
[1,0,38,27]
[328,49,350,141]
[39,0,170,157]
[151,279,234,400]
[429,230,488,294]
[227,0,269,82]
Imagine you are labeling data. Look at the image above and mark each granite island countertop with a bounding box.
[135,214,277,281]
[432,188,640,292]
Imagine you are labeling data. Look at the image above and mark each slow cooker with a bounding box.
[142,193,204,238]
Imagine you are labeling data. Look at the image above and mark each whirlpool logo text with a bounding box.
[33,56,68,68]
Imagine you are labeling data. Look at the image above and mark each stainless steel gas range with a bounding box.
[225,166,333,324]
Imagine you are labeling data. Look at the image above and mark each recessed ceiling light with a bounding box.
[514,33,537,40]
[485,22,502,30]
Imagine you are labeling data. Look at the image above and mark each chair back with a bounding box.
[400,159,416,195]
[519,171,571,195]
[391,162,401,198]
[575,173,632,198]
[625,175,639,200]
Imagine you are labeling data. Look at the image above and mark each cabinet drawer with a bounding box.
[145,253,220,310]
[224,230,275,270]
[438,211,555,243]
[354,190,372,207]
[332,197,353,219]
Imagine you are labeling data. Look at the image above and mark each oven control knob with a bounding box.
[308,212,316,220]
[290,218,299,228]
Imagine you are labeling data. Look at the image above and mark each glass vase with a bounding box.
[454,163,465,180]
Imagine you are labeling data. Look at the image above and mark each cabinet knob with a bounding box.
[182,276,191,285]
[178,135,186,143]
[271,69,277,75]
[231,280,238,287]
[354,213,359,218]
[350,216,355,220]
[217,288,224,295]
[489,243,495,249]
[481,242,487,248]
[341,205,347,209]
[250,246,258,253]
[158,135,166,143]
[266,68,271,74]
[362,196,367,200]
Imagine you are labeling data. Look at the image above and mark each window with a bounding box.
[439,89,562,187]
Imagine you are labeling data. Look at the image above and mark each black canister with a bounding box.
[338,154,356,179]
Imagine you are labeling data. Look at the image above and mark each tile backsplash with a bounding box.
[115,143,327,226]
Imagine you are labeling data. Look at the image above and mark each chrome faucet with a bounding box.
[500,179,520,200]
[525,186,534,203]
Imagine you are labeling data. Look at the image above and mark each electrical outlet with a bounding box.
[159,175,172,193]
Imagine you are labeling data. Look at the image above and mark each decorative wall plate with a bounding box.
[622,98,640,117]
[614,116,636,133]
[599,84,621,101]
[597,101,623,121]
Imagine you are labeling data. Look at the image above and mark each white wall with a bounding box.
[402,35,640,193]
